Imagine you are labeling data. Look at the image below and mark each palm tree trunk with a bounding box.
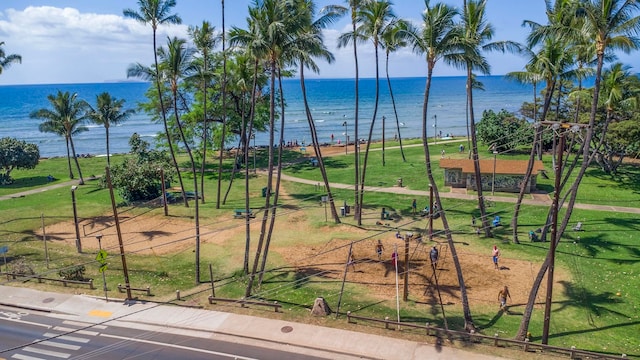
[511,80,555,243]
[467,66,491,236]
[258,70,287,286]
[152,28,188,207]
[245,58,277,298]
[200,55,208,204]
[69,137,84,185]
[423,64,475,332]
[216,1,227,209]
[299,65,340,223]
[386,51,405,162]
[172,91,201,283]
[105,126,111,168]
[351,3,361,224]
[358,44,381,226]
[65,137,74,179]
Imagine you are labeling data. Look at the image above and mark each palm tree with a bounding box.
[0,42,21,75]
[288,0,343,224]
[381,18,408,162]
[238,0,291,297]
[256,0,347,287]
[353,0,396,226]
[338,0,395,225]
[406,0,477,332]
[457,0,519,237]
[159,36,202,283]
[32,91,89,185]
[218,0,228,210]
[229,9,269,275]
[88,92,135,168]
[515,0,640,341]
[123,0,188,207]
[189,21,217,204]
[337,0,364,223]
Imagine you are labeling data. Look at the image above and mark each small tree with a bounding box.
[108,134,174,203]
[476,109,532,152]
[0,137,39,185]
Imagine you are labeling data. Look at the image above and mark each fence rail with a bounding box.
[345,312,628,360]
[208,296,282,312]
[2,272,94,289]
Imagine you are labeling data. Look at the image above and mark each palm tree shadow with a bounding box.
[477,308,509,329]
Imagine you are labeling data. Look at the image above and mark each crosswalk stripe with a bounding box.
[42,333,90,344]
[52,326,99,336]
[22,346,70,359]
[11,354,46,360]
[38,341,81,351]
[62,320,107,329]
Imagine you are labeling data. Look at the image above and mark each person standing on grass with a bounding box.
[498,285,511,310]
[492,245,500,269]
[412,198,417,215]
[375,240,384,261]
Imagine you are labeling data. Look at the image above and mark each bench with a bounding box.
[234,209,255,219]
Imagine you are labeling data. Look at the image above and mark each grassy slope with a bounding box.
[1,143,638,357]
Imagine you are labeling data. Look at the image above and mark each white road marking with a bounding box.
[52,326,99,336]
[62,320,107,330]
[11,354,46,360]
[0,317,51,329]
[22,346,70,359]
[42,333,90,343]
[38,341,81,351]
[100,333,259,360]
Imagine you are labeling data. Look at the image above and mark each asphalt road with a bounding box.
[0,306,331,360]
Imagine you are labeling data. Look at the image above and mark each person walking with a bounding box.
[492,245,500,269]
[498,285,511,310]
[429,245,439,269]
[375,240,384,261]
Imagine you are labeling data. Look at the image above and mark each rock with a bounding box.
[310,297,332,316]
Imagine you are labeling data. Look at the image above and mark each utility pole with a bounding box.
[542,128,565,344]
[70,186,82,253]
[403,234,409,301]
[538,121,587,344]
[105,167,132,301]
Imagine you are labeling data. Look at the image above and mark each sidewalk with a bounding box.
[0,285,505,360]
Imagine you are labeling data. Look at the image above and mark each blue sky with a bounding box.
[0,1,637,85]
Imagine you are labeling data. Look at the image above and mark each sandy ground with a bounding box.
[41,206,555,311]
[39,140,562,310]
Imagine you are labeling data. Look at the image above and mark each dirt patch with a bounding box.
[40,186,561,311]
[276,234,552,309]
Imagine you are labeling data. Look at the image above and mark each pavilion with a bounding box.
[439,158,546,193]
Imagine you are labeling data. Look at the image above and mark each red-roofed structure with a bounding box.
[439,158,546,193]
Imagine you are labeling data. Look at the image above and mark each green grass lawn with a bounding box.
[1,143,639,357]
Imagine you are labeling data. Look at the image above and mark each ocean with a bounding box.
[0,76,533,158]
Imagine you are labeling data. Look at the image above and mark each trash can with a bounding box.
[340,207,346,217]
[261,187,267,197]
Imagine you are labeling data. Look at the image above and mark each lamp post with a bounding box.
[70,185,82,253]
[96,234,108,302]
[342,121,348,154]
[492,150,498,195]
